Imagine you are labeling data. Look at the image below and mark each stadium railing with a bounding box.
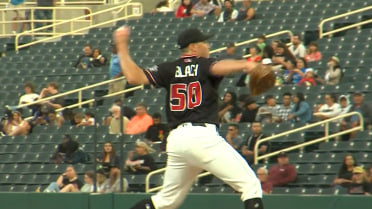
[253,111,364,164]
[318,5,372,38]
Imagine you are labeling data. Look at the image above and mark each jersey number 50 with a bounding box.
[170,81,202,111]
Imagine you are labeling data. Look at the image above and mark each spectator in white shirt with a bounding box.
[313,93,342,120]
[76,112,95,127]
[217,0,238,22]
[289,34,306,58]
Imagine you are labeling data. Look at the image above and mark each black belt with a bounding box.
[190,122,207,127]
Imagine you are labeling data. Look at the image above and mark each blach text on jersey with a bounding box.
[175,64,199,78]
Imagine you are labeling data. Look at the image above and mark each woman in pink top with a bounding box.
[304,42,322,62]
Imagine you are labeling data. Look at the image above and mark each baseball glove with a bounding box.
[249,64,276,96]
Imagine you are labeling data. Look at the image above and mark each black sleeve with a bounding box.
[145,155,157,171]
[236,73,247,87]
[144,63,170,88]
[74,55,84,67]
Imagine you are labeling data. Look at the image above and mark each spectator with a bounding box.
[76,112,95,127]
[125,103,153,134]
[304,42,322,62]
[35,0,55,30]
[36,82,64,116]
[316,56,342,85]
[109,44,126,99]
[74,44,93,69]
[96,169,108,193]
[236,0,255,21]
[2,111,30,136]
[297,68,316,86]
[268,152,297,187]
[348,166,372,195]
[217,42,242,60]
[217,0,238,22]
[102,167,128,193]
[44,165,83,192]
[245,46,261,62]
[225,123,243,150]
[287,92,312,123]
[91,48,107,67]
[79,171,95,193]
[175,0,194,18]
[96,142,121,175]
[313,93,341,121]
[18,82,39,111]
[272,43,296,80]
[218,91,242,123]
[73,112,83,126]
[46,110,64,127]
[277,92,293,122]
[289,34,306,58]
[150,0,173,14]
[108,105,129,135]
[103,99,136,126]
[239,98,259,123]
[367,166,372,183]
[256,95,280,123]
[125,141,157,174]
[239,121,269,165]
[333,154,356,188]
[50,134,79,164]
[8,0,27,34]
[256,167,273,194]
[339,95,352,115]
[191,0,220,17]
[341,92,372,140]
[285,58,307,85]
[145,113,168,144]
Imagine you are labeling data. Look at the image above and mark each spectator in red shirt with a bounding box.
[175,0,194,18]
[268,152,297,187]
[246,46,262,62]
[297,68,316,86]
[304,42,322,62]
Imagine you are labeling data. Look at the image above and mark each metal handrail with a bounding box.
[16,76,127,109]
[318,6,372,38]
[0,0,106,7]
[0,6,92,37]
[145,167,211,193]
[13,2,143,51]
[210,30,293,54]
[253,111,364,164]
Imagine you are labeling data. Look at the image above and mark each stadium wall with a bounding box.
[1,193,372,209]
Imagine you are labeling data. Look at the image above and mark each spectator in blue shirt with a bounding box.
[287,92,312,123]
[109,44,126,98]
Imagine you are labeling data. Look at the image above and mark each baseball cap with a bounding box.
[305,68,314,73]
[277,152,287,158]
[353,166,364,174]
[353,91,363,96]
[262,58,272,65]
[177,28,213,49]
[330,56,340,63]
[226,42,235,48]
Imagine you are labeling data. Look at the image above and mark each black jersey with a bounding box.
[144,55,223,129]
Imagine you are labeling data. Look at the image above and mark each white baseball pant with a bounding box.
[151,123,262,209]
